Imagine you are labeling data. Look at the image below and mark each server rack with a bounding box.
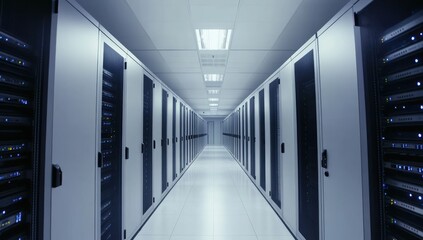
[0,2,51,239]
[259,89,266,190]
[161,89,168,193]
[269,78,281,208]
[359,2,423,239]
[179,103,184,172]
[245,102,249,171]
[100,43,124,240]
[242,105,245,166]
[295,50,318,240]
[172,97,177,181]
[238,109,242,162]
[142,75,153,214]
[250,97,256,179]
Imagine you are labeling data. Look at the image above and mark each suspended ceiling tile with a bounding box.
[256,50,294,74]
[226,51,268,73]
[189,0,239,28]
[159,51,202,72]
[219,89,252,99]
[131,50,171,73]
[76,0,157,50]
[141,22,197,49]
[272,0,351,51]
[177,90,210,99]
[156,73,204,91]
[231,22,285,50]
[127,0,191,24]
[223,73,268,90]
[237,0,302,23]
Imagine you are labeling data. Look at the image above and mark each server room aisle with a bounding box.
[134,146,294,240]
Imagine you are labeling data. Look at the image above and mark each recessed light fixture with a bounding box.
[204,74,223,82]
[210,107,218,111]
[209,103,218,107]
[207,89,220,95]
[195,29,232,50]
[208,98,219,102]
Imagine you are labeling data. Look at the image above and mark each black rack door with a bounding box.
[180,103,184,172]
[143,76,153,213]
[100,44,124,240]
[172,97,176,180]
[0,2,50,239]
[259,90,266,191]
[269,78,281,208]
[245,102,249,171]
[250,97,256,179]
[295,50,318,240]
[242,106,245,166]
[161,90,168,193]
[359,2,423,239]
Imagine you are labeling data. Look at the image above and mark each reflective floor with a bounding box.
[134,146,295,240]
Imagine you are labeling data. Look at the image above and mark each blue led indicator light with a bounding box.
[416,58,420,63]
[409,193,413,197]
[412,36,416,40]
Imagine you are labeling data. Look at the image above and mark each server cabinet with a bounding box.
[186,109,189,163]
[49,1,99,239]
[294,47,319,240]
[358,2,423,239]
[99,40,124,240]
[174,99,180,179]
[142,75,153,214]
[0,1,51,239]
[280,62,298,231]
[250,97,256,179]
[122,56,143,239]
[179,103,184,172]
[259,89,266,191]
[269,78,281,208]
[238,109,242,162]
[152,81,162,202]
[245,102,249,171]
[161,89,168,193]
[241,106,245,166]
[171,96,177,181]
[318,9,369,240]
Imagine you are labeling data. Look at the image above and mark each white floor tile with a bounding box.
[133,146,296,240]
[138,214,179,235]
[133,235,170,240]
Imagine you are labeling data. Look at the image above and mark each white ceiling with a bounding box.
[75,0,350,118]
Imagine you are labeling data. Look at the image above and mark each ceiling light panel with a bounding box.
[208,98,219,102]
[196,29,232,50]
[204,74,223,82]
[209,103,219,107]
[208,89,220,94]
[210,107,218,111]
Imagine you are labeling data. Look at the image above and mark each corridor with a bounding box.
[134,146,294,240]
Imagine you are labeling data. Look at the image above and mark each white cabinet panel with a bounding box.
[318,9,367,240]
[123,56,143,239]
[279,63,298,232]
[152,81,162,202]
[50,1,99,239]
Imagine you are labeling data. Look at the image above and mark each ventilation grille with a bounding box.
[199,53,227,67]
